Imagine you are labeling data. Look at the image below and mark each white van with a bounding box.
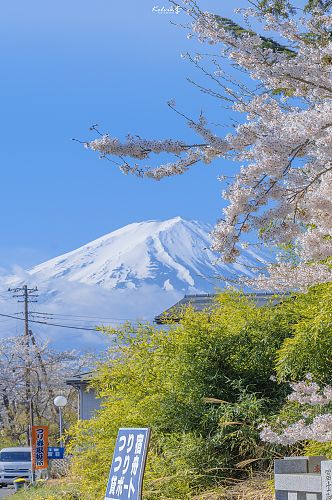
[0,447,31,487]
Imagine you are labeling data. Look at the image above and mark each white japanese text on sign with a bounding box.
[105,428,150,500]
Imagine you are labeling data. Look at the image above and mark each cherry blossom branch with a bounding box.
[81,3,332,290]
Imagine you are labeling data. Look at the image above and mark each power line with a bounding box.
[0,311,146,331]
[1,287,151,331]
[29,311,145,322]
[0,311,101,332]
[30,316,129,325]
[1,291,152,323]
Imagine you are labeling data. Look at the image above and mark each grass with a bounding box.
[191,477,273,499]
[12,478,81,499]
[221,476,274,499]
[189,474,273,499]
[12,475,274,499]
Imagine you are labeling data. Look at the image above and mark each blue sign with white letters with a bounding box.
[105,428,150,500]
[48,447,65,459]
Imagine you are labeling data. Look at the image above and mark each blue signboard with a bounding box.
[48,447,65,459]
[105,428,150,500]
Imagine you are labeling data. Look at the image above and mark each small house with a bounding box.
[66,372,102,420]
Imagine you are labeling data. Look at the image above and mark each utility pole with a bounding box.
[8,285,38,445]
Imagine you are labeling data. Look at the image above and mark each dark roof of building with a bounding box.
[66,371,94,389]
[154,292,280,324]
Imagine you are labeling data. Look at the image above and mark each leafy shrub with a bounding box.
[276,283,332,382]
[69,292,292,499]
[254,285,332,453]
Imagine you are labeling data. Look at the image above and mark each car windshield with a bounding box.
[0,452,31,462]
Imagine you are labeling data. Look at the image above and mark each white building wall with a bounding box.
[79,387,102,420]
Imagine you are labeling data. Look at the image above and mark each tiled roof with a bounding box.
[154,292,280,324]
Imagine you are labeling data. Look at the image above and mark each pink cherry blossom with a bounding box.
[84,3,332,291]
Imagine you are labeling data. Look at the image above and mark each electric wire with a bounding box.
[13,311,146,324]
[0,311,145,332]
[0,290,152,330]
[0,312,103,332]
[29,315,133,325]
[28,311,146,322]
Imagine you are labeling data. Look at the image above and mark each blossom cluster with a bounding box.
[260,414,332,444]
[260,377,332,445]
[87,135,187,159]
[85,2,332,290]
[242,262,332,292]
[287,379,332,406]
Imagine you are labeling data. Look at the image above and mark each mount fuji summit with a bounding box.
[3,217,271,349]
[28,217,267,291]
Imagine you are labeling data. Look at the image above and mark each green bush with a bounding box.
[67,286,332,497]
[276,283,332,382]
[250,284,332,457]
[69,292,293,499]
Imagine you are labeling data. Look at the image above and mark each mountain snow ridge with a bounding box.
[28,217,267,293]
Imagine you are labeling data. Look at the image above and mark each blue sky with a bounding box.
[0,0,251,270]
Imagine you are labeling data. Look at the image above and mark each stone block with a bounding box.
[283,456,327,473]
[275,458,308,474]
[274,473,321,493]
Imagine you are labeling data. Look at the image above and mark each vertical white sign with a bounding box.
[105,428,150,500]
[321,460,332,500]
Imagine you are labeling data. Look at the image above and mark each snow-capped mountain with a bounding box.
[2,217,271,349]
[28,217,266,291]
